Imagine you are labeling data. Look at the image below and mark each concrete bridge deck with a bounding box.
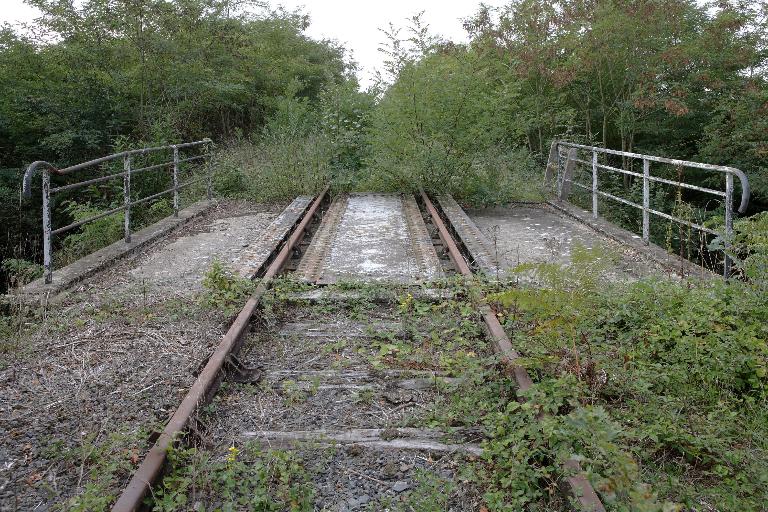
[17,192,693,301]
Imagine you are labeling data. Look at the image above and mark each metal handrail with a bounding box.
[545,140,751,277]
[558,141,750,213]
[22,139,214,284]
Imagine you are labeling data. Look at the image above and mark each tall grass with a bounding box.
[214,134,332,202]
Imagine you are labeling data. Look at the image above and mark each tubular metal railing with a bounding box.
[545,140,750,277]
[22,139,213,284]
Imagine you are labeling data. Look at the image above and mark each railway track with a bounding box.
[111,189,606,512]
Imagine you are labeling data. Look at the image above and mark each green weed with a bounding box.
[281,380,308,405]
[151,444,313,511]
[200,260,256,316]
[58,428,146,512]
[390,469,456,511]
[352,387,376,405]
[484,246,768,509]
[1,258,43,287]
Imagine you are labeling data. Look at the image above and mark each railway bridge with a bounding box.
[2,141,749,511]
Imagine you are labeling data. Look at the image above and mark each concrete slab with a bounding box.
[437,195,500,275]
[15,198,306,304]
[230,196,313,278]
[296,193,442,284]
[548,200,712,279]
[461,202,675,280]
[468,204,607,266]
[128,212,279,290]
[20,199,215,299]
[122,196,314,293]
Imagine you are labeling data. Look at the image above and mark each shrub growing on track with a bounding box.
[201,260,256,317]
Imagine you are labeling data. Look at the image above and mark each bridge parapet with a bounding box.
[546,141,750,277]
[22,139,214,284]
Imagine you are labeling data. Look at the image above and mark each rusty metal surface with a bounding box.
[295,195,348,282]
[420,190,606,512]
[111,186,329,512]
[555,140,750,213]
[402,194,444,280]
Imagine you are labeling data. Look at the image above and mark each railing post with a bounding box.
[559,148,577,200]
[545,141,559,190]
[724,173,734,278]
[172,145,179,217]
[123,155,132,243]
[42,170,52,284]
[591,150,598,219]
[206,142,213,201]
[642,159,650,245]
[556,145,564,197]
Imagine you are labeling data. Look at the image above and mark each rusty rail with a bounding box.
[111,185,329,512]
[22,139,214,284]
[419,189,606,512]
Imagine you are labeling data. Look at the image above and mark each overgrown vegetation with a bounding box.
[2,1,767,508]
[55,255,766,510]
[5,1,765,288]
[200,259,256,316]
[325,249,766,510]
[153,444,313,511]
[46,427,148,512]
[365,2,766,260]
[364,279,666,510]
[477,249,768,510]
[0,0,355,289]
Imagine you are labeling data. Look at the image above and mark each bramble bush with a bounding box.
[486,246,768,510]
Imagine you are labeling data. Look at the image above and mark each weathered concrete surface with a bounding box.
[297,193,442,284]
[128,211,278,291]
[20,199,215,299]
[17,200,294,304]
[129,195,313,290]
[462,202,676,279]
[548,200,712,279]
[230,196,313,278]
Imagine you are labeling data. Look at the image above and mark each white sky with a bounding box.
[0,0,508,87]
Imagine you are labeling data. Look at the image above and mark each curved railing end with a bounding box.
[22,161,59,199]
[730,168,750,215]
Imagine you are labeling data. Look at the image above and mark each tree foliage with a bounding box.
[0,0,357,289]
[366,0,766,262]
[365,14,544,204]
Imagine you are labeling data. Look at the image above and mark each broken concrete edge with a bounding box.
[231,195,314,278]
[547,199,716,280]
[13,199,217,304]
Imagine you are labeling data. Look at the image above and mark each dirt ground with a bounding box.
[0,199,285,511]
